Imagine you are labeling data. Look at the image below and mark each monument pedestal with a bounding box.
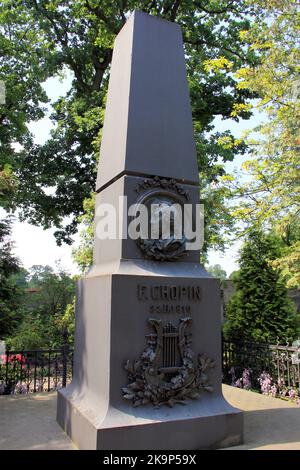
[57,261,243,449]
[57,394,243,450]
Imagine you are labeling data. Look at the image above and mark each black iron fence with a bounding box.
[0,344,73,395]
[1,338,300,396]
[222,338,300,395]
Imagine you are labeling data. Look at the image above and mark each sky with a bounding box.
[7,74,265,278]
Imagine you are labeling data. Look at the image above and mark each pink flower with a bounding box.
[288,389,297,400]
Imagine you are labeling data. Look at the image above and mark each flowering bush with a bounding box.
[0,354,26,364]
[13,383,28,394]
[235,378,242,388]
[258,372,273,395]
[242,368,252,390]
[229,367,252,390]
[227,367,300,405]
[257,371,300,404]
[288,388,297,400]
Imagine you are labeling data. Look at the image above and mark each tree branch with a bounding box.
[194,0,238,15]
[32,0,88,89]
[145,0,158,14]
[183,36,246,61]
[119,0,128,25]
[170,0,181,21]
[84,0,119,34]
[91,49,112,91]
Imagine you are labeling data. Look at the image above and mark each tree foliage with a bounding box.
[206,263,227,280]
[5,264,76,349]
[0,0,259,246]
[223,0,300,287]
[0,217,23,338]
[72,193,94,272]
[0,1,50,209]
[223,230,299,344]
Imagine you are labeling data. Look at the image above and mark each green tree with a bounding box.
[10,267,29,289]
[0,0,259,245]
[0,0,50,210]
[5,315,50,350]
[206,263,227,280]
[72,194,94,273]
[26,265,75,316]
[229,270,239,280]
[58,295,76,346]
[223,0,300,287]
[6,264,76,349]
[0,217,23,338]
[27,264,56,287]
[270,222,300,289]
[0,166,17,209]
[223,230,299,344]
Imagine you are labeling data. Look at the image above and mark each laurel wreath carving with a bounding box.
[135,176,190,201]
[122,318,215,408]
[138,237,186,261]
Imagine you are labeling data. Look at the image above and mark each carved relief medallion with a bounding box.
[134,176,192,261]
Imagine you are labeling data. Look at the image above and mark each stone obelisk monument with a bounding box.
[57,11,243,450]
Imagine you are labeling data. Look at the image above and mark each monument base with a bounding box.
[57,387,243,450]
[57,261,243,449]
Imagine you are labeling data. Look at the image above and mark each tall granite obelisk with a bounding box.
[57,11,243,450]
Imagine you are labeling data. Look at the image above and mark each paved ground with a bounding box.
[223,386,300,450]
[0,392,76,450]
[0,385,300,450]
